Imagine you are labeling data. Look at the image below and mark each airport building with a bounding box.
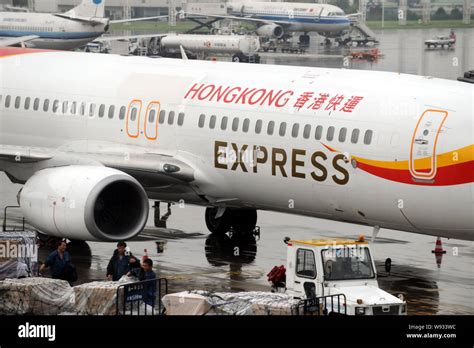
[1,0,213,17]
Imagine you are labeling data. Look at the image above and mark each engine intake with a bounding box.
[256,24,284,39]
[20,166,149,241]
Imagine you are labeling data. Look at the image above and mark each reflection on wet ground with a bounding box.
[27,202,473,315]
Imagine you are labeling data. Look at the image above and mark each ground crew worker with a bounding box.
[106,242,140,281]
[40,240,76,285]
[127,258,157,308]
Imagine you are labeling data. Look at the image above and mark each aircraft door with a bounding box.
[409,109,448,180]
[126,100,142,138]
[144,101,160,140]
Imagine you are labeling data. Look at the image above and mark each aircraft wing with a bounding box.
[110,15,168,24]
[185,12,293,26]
[97,33,167,42]
[0,144,194,184]
[0,35,40,47]
[0,145,52,163]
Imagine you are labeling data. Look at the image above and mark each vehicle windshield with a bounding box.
[322,246,375,281]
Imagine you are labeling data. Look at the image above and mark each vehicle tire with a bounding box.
[231,209,258,234]
[205,207,232,234]
[299,34,310,45]
[232,54,241,62]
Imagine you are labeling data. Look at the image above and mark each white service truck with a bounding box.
[270,236,407,315]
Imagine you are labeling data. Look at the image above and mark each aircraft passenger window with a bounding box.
[198,114,205,128]
[5,95,11,108]
[243,118,250,133]
[292,123,299,138]
[98,104,105,118]
[178,112,185,126]
[108,105,115,119]
[149,109,156,123]
[338,127,347,142]
[159,110,166,124]
[315,125,323,140]
[119,106,126,120]
[71,102,77,115]
[168,111,175,125]
[52,100,59,113]
[24,97,30,110]
[296,249,316,279]
[14,96,21,109]
[279,122,287,136]
[209,115,216,129]
[62,101,69,115]
[255,119,262,134]
[43,99,50,112]
[221,116,228,130]
[89,104,96,117]
[326,126,335,141]
[80,102,86,116]
[364,130,373,145]
[33,98,39,111]
[130,108,137,121]
[232,117,239,131]
[351,129,360,144]
[267,121,275,135]
[303,124,311,139]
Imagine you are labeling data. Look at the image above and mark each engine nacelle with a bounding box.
[20,166,149,241]
[256,24,284,39]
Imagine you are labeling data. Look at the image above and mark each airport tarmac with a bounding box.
[1,29,473,315]
[1,173,473,315]
[110,27,473,81]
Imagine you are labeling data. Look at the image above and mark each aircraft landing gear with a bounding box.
[154,201,171,228]
[299,34,310,46]
[205,207,257,235]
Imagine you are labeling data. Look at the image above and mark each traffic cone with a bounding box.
[432,237,446,268]
[431,237,446,254]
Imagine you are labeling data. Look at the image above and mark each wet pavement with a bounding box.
[1,172,473,315]
[261,28,474,81]
[1,28,473,315]
[110,27,474,81]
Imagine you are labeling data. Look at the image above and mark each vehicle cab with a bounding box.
[284,236,406,315]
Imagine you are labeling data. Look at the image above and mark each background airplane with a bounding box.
[0,0,167,50]
[0,47,472,243]
[185,1,352,44]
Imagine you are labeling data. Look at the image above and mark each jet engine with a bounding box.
[19,166,149,241]
[256,24,284,39]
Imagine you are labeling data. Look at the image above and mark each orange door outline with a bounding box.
[126,99,142,138]
[409,109,448,180]
[144,101,161,140]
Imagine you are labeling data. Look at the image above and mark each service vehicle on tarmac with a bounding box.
[268,236,407,315]
[424,35,455,48]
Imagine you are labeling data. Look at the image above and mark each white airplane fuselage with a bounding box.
[0,48,473,241]
[0,12,107,50]
[228,2,351,33]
